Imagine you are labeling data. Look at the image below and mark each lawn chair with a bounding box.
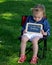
[18,16,47,58]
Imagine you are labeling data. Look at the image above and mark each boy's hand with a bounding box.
[41,30,47,35]
[23,29,27,34]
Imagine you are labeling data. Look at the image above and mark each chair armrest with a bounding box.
[43,35,47,39]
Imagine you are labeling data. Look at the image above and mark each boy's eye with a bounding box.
[34,16,40,18]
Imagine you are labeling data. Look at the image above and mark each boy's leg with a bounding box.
[20,35,29,55]
[32,37,40,57]
[30,37,40,64]
[18,35,29,63]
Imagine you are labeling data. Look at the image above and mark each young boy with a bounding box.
[18,4,50,64]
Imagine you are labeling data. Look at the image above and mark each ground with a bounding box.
[0,0,52,65]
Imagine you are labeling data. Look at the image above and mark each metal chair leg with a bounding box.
[43,38,47,58]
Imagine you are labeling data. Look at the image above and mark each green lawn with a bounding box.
[0,0,52,65]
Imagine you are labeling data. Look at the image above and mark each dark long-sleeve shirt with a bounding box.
[22,16,50,36]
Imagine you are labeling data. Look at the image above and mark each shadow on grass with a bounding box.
[0,27,20,60]
[0,0,52,65]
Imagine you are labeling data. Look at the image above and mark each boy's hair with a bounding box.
[31,4,46,17]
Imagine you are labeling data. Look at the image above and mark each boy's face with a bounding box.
[33,11,43,22]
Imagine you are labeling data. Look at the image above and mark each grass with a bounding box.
[0,0,52,65]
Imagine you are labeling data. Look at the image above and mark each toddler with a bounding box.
[18,4,50,64]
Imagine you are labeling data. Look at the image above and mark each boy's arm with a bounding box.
[41,30,47,35]
[42,19,50,36]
